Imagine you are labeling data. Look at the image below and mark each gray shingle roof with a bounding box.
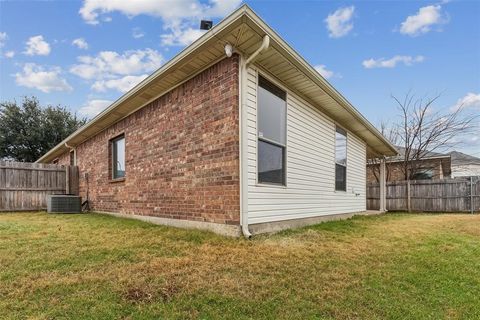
[387,146,480,166]
[387,146,449,162]
[448,151,480,166]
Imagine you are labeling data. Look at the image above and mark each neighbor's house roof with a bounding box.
[381,147,480,166]
[368,147,480,176]
[448,151,480,166]
[367,146,453,176]
[384,146,451,163]
[37,4,397,163]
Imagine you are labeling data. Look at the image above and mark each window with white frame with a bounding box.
[257,75,286,185]
[111,135,125,179]
[335,126,347,191]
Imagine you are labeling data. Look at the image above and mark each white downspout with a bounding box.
[245,35,270,65]
[239,55,251,238]
[233,35,270,238]
[65,143,76,165]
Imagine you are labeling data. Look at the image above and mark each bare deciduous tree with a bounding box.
[371,92,478,182]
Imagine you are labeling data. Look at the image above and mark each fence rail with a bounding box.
[0,161,79,212]
[367,177,479,213]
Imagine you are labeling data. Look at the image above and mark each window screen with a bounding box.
[258,140,285,185]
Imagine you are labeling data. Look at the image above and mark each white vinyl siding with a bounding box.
[246,66,367,224]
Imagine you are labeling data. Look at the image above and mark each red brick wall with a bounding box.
[55,151,71,166]
[55,56,240,224]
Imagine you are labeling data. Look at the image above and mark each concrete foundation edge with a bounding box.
[95,210,382,237]
[95,211,242,237]
[249,210,383,235]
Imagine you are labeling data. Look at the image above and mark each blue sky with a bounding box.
[0,0,479,155]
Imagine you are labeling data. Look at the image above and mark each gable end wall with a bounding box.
[246,66,367,224]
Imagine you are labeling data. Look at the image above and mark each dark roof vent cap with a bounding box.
[200,20,213,30]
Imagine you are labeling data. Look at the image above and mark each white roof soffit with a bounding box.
[37,4,396,163]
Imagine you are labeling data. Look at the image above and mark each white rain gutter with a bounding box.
[232,35,270,238]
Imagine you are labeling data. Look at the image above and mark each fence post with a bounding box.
[379,158,386,212]
[65,166,70,195]
[471,176,474,214]
[407,180,411,212]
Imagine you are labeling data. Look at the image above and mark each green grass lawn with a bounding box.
[1,212,479,319]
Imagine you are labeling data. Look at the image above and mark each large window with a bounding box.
[111,135,125,179]
[257,76,286,185]
[335,126,347,191]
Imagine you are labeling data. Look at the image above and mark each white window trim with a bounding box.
[111,134,126,180]
[334,125,348,192]
[255,70,288,187]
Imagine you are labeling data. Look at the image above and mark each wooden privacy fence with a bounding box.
[367,178,480,213]
[0,161,79,212]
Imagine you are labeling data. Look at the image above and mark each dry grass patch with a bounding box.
[1,212,479,319]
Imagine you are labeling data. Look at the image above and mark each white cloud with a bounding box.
[92,74,148,93]
[70,49,163,80]
[362,55,425,68]
[15,63,72,93]
[78,99,112,118]
[325,6,355,38]
[132,27,144,39]
[24,35,51,56]
[160,27,206,46]
[72,38,89,50]
[79,0,240,25]
[79,0,241,46]
[400,5,448,36]
[70,48,161,94]
[314,65,336,79]
[451,93,480,112]
[0,32,7,48]
[4,51,15,58]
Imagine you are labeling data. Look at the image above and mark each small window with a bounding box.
[111,135,125,179]
[257,76,286,185]
[335,126,347,191]
[412,169,433,180]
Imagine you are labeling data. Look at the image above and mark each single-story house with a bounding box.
[367,147,452,183]
[37,5,397,237]
[367,148,480,183]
